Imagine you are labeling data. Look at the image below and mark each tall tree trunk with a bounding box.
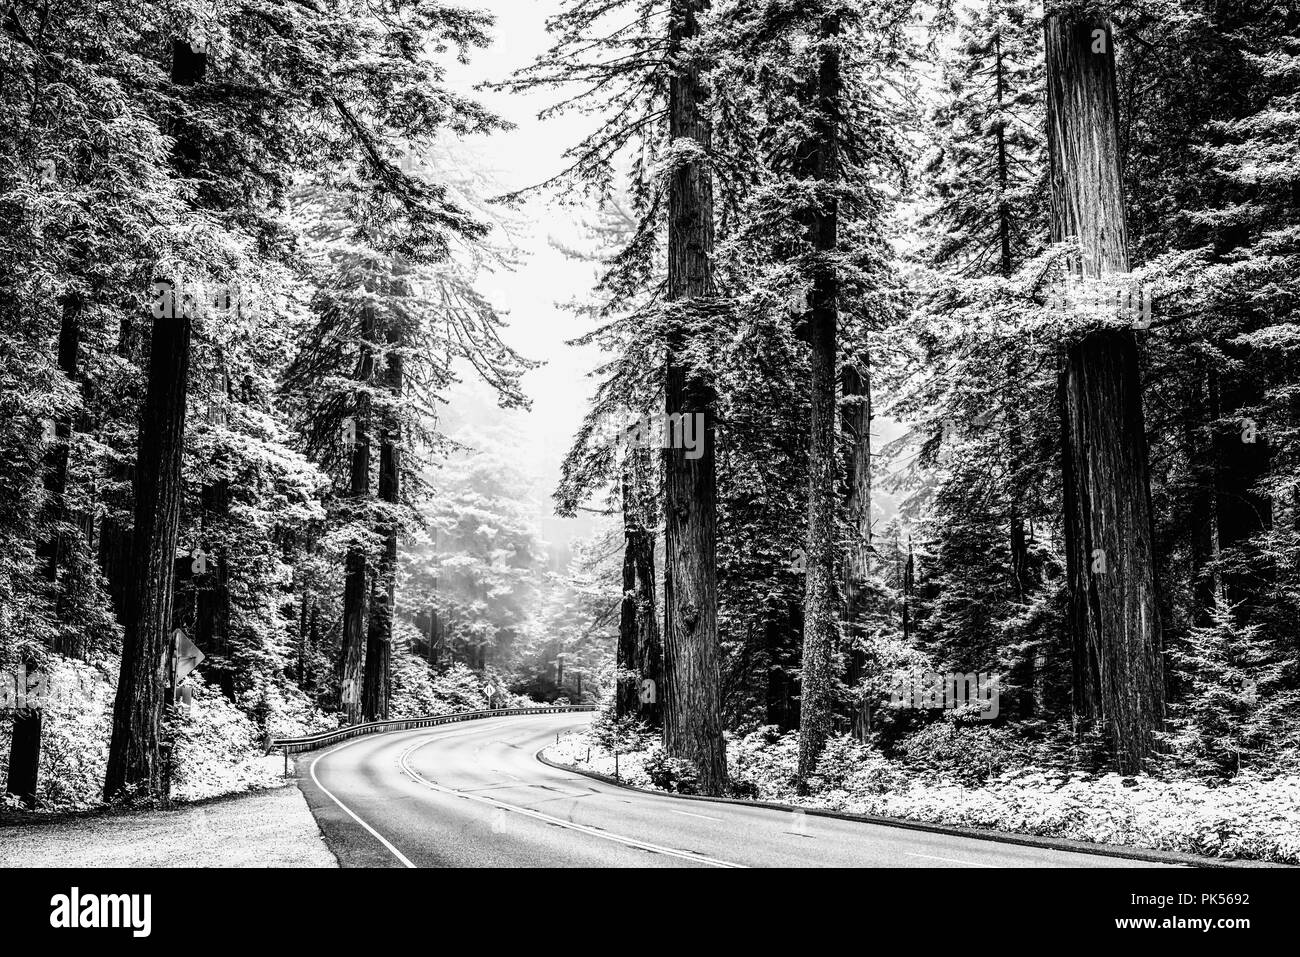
[662,0,726,795]
[340,297,375,725]
[1047,17,1164,773]
[4,707,41,808]
[194,363,233,697]
[764,595,802,731]
[98,309,141,622]
[298,594,309,686]
[194,477,232,698]
[308,601,320,689]
[7,293,82,803]
[796,12,843,787]
[995,34,1035,712]
[1212,360,1272,615]
[103,39,204,800]
[618,522,639,719]
[103,310,192,798]
[39,293,81,599]
[841,358,870,739]
[994,30,1031,606]
[362,321,401,722]
[1186,358,1218,625]
[617,446,662,726]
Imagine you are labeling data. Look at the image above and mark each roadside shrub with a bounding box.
[429,661,490,713]
[170,681,280,802]
[643,746,701,794]
[896,719,1030,784]
[811,735,908,796]
[730,725,800,799]
[252,679,338,739]
[587,707,654,754]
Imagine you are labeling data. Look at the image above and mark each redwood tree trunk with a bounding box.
[39,293,81,596]
[340,305,374,724]
[98,309,140,622]
[796,12,843,787]
[995,32,1031,606]
[661,0,726,795]
[764,597,802,731]
[1185,358,1218,625]
[841,359,870,739]
[1212,361,1272,614]
[194,476,232,698]
[103,39,204,800]
[4,707,41,808]
[362,327,401,722]
[617,446,662,726]
[103,308,192,798]
[1047,16,1164,773]
[7,293,82,800]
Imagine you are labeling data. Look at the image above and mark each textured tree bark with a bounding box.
[1185,359,1218,625]
[994,31,1031,608]
[340,299,374,725]
[362,325,401,722]
[297,594,309,686]
[8,294,82,797]
[39,293,81,594]
[617,446,662,726]
[103,40,204,800]
[1212,360,1272,614]
[841,359,870,739]
[995,37,1036,712]
[1047,17,1164,773]
[194,475,232,698]
[662,0,727,795]
[103,307,192,799]
[308,601,320,688]
[994,31,1014,279]
[617,512,639,720]
[763,597,802,731]
[796,12,843,788]
[4,707,41,808]
[98,309,142,621]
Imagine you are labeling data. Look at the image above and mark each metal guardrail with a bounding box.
[270,705,597,755]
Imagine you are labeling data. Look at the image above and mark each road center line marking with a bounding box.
[308,717,535,869]
[905,852,996,868]
[399,735,747,868]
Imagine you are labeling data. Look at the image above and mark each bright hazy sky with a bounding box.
[441,0,610,540]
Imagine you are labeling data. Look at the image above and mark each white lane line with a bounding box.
[307,717,535,869]
[669,808,725,822]
[905,852,996,868]
[399,736,747,869]
[311,739,417,869]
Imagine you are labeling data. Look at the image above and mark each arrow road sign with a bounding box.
[172,628,205,685]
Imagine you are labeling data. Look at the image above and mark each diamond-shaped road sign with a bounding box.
[172,628,205,685]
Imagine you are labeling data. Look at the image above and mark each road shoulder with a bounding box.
[0,782,338,867]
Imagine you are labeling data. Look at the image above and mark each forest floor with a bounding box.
[0,778,337,867]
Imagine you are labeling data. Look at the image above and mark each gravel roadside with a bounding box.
[0,780,337,868]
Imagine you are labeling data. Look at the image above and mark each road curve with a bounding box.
[296,711,1173,868]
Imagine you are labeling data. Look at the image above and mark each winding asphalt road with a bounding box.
[295,711,1174,868]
